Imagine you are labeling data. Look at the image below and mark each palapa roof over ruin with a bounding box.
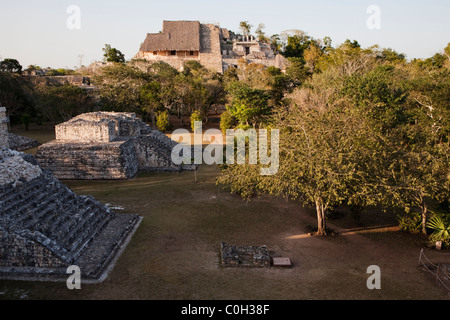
[139,20,201,52]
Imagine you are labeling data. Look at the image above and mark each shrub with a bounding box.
[427,215,450,247]
[397,211,422,233]
[190,110,202,132]
[220,110,235,134]
[156,110,170,132]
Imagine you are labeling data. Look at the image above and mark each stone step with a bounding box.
[40,196,78,228]
[68,209,112,259]
[11,187,71,224]
[0,180,50,214]
[63,205,112,253]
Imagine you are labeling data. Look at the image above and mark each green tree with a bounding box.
[156,110,170,131]
[149,61,179,112]
[0,58,22,74]
[140,81,163,127]
[396,68,450,234]
[34,84,97,122]
[94,63,151,114]
[270,34,282,54]
[220,110,236,134]
[255,23,269,43]
[218,84,362,235]
[190,110,202,132]
[226,81,271,128]
[283,34,311,59]
[103,44,125,63]
[0,71,34,122]
[239,21,253,36]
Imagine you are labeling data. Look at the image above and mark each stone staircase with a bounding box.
[0,167,141,281]
[0,172,114,265]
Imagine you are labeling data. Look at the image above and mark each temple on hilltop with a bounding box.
[134,20,287,73]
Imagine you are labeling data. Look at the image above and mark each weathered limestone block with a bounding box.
[0,107,9,148]
[0,228,66,268]
[36,140,139,180]
[132,135,179,171]
[56,119,116,142]
[0,148,42,187]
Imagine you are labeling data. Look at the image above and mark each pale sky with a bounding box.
[0,0,449,69]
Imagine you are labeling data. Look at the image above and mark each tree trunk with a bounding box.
[316,199,327,236]
[150,111,156,129]
[421,202,428,235]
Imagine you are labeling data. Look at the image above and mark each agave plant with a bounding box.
[427,216,450,244]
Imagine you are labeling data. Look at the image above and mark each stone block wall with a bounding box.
[36,140,139,180]
[56,119,116,142]
[0,228,66,268]
[0,148,42,186]
[199,24,224,73]
[118,118,141,137]
[132,136,179,171]
[0,107,9,148]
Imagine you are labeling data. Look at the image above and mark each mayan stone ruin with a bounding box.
[36,112,192,180]
[134,20,287,73]
[220,243,271,268]
[0,109,141,282]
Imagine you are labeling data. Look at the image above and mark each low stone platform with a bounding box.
[220,242,271,268]
[8,133,40,151]
[36,112,193,180]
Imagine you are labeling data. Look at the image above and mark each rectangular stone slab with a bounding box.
[272,257,292,267]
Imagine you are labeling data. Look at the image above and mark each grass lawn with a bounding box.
[0,125,449,300]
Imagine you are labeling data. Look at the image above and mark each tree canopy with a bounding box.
[103,44,125,63]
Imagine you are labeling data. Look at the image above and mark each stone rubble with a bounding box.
[7,133,40,151]
[220,242,271,268]
[0,148,42,187]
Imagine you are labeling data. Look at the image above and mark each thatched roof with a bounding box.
[140,21,201,52]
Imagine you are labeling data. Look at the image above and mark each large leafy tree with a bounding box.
[397,67,450,234]
[225,81,271,129]
[218,81,368,235]
[94,63,151,114]
[0,58,22,74]
[217,43,449,236]
[34,84,97,122]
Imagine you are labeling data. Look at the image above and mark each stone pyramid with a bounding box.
[0,108,141,282]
